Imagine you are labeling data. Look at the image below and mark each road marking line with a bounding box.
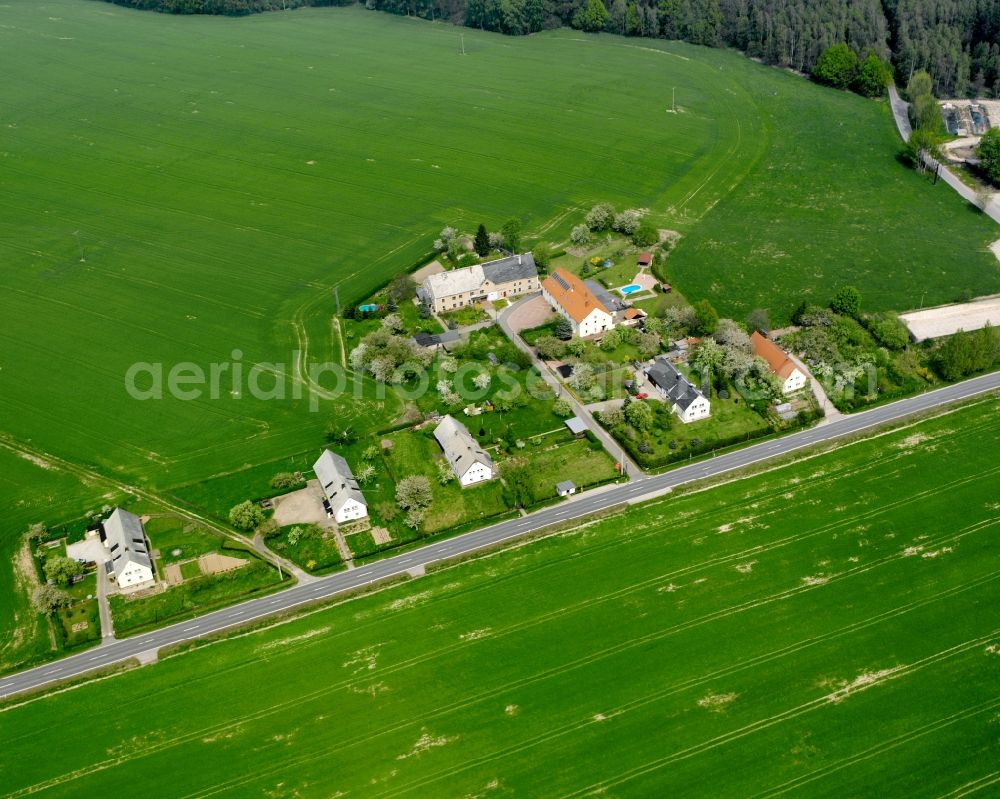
[182,626,200,632]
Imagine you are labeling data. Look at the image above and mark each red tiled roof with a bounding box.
[542,268,607,324]
[751,331,798,379]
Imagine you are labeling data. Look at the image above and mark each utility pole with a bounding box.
[333,286,341,315]
[461,34,466,56]
[672,86,676,113]
[73,230,85,262]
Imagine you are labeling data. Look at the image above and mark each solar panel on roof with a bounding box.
[553,272,571,291]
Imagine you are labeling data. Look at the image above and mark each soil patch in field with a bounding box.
[163,563,183,585]
[198,552,248,575]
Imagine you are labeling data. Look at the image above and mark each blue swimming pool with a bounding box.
[620,284,642,295]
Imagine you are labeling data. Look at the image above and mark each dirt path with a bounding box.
[331,317,347,368]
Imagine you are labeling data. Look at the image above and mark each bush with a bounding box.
[632,220,658,247]
[585,202,614,231]
[43,556,84,587]
[830,286,862,318]
[611,209,641,235]
[853,52,891,97]
[228,500,264,532]
[570,224,591,246]
[32,584,71,614]
[269,472,302,490]
[812,44,859,90]
[552,397,574,417]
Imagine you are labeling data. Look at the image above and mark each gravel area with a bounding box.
[900,296,1000,341]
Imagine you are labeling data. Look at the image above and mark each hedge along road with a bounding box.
[2,370,999,700]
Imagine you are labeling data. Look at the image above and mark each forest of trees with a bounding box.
[104,0,1000,98]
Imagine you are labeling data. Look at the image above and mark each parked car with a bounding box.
[636,392,648,400]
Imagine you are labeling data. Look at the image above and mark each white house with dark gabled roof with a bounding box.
[433,415,494,487]
[101,508,154,589]
[313,450,368,524]
[644,357,711,423]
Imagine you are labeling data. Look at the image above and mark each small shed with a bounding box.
[556,480,577,497]
[637,252,653,267]
[564,417,587,437]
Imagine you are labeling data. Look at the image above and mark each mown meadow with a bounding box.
[2,396,998,797]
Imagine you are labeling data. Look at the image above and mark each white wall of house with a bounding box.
[460,461,493,487]
[782,368,807,394]
[117,561,154,588]
[335,497,368,524]
[576,307,614,337]
[677,398,711,423]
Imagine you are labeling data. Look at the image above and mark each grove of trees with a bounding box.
[104,0,1000,98]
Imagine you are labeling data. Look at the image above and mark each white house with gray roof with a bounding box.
[644,357,711,423]
[313,449,368,524]
[101,508,154,589]
[418,253,539,314]
[433,415,494,487]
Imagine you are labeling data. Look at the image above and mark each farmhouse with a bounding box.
[542,268,616,338]
[644,357,711,423]
[434,414,494,487]
[101,508,154,589]
[313,449,368,524]
[750,331,807,394]
[418,253,539,314]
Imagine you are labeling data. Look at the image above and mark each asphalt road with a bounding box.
[3,372,998,700]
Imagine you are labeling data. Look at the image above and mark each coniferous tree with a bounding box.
[474,223,490,256]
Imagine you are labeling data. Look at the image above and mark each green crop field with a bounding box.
[2,1,998,498]
[3,396,998,797]
[3,0,1000,679]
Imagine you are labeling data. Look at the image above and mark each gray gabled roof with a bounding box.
[564,416,587,435]
[313,450,367,514]
[646,358,705,411]
[583,279,624,313]
[422,264,486,300]
[102,508,152,578]
[481,252,537,285]
[433,415,493,478]
[556,480,577,493]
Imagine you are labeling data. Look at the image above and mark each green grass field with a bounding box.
[3,0,1000,681]
[2,2,997,498]
[3,395,998,796]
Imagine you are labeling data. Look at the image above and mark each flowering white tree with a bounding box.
[585,202,614,231]
[612,209,642,235]
[437,379,460,406]
[570,224,591,246]
[473,372,491,391]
